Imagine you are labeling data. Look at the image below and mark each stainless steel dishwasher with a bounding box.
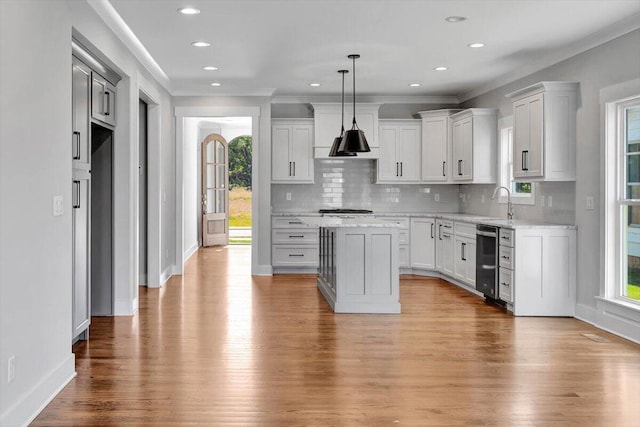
[476,224,499,300]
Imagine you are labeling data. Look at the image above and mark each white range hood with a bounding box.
[311,103,381,159]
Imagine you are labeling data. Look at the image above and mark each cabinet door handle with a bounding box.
[293,161,296,176]
[73,131,81,160]
[396,162,399,177]
[288,254,304,257]
[442,161,446,177]
[461,242,466,261]
[458,160,462,176]
[73,180,81,209]
[288,235,304,238]
[438,224,442,240]
[104,91,110,116]
[522,150,529,171]
[430,223,434,239]
[289,161,292,176]
[400,162,403,177]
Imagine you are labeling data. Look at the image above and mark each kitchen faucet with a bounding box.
[492,186,513,222]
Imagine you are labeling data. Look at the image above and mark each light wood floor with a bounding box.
[35,246,639,426]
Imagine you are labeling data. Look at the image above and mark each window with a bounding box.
[499,127,535,205]
[619,100,640,303]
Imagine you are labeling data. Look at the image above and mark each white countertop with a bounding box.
[299,217,403,228]
[272,211,576,229]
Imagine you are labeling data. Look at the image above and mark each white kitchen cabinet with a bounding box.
[504,227,576,316]
[271,216,319,269]
[410,217,436,269]
[454,235,476,287]
[91,72,116,127]
[506,82,578,181]
[72,57,91,171]
[377,120,421,183]
[271,120,314,183]
[375,217,410,268]
[418,109,461,183]
[450,108,497,183]
[311,103,381,159]
[435,219,454,276]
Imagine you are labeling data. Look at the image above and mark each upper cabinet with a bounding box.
[311,103,380,159]
[418,109,461,183]
[91,72,116,127]
[450,108,497,183]
[72,57,92,171]
[376,120,421,183]
[506,82,578,181]
[271,119,314,183]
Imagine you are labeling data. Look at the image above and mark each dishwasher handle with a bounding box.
[477,230,497,238]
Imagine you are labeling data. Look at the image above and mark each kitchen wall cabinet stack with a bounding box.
[506,81,578,181]
[375,217,410,267]
[453,222,476,287]
[311,103,381,159]
[271,119,314,183]
[410,217,436,269]
[498,227,576,316]
[377,120,421,183]
[91,73,117,127]
[418,110,462,183]
[450,108,497,183]
[271,216,319,270]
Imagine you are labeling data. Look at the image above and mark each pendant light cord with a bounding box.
[341,71,345,135]
[352,55,357,129]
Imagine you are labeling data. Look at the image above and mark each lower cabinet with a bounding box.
[435,219,454,276]
[453,235,476,287]
[271,216,319,269]
[375,217,410,268]
[72,172,91,339]
[410,217,435,269]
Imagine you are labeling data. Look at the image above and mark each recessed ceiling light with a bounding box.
[203,66,219,71]
[445,16,467,23]
[309,83,321,87]
[191,41,210,47]
[434,66,448,71]
[468,43,485,48]
[178,7,200,15]
[210,82,221,87]
[409,83,421,87]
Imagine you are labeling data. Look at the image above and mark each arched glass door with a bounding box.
[202,134,229,246]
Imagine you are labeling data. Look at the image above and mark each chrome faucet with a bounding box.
[492,186,513,222]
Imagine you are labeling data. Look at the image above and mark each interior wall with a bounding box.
[0,1,76,425]
[458,29,640,315]
[183,118,200,258]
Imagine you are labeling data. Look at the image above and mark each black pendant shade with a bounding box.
[338,54,370,154]
[329,69,356,156]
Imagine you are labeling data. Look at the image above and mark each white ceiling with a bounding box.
[107,0,640,99]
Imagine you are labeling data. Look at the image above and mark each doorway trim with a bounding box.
[175,105,269,276]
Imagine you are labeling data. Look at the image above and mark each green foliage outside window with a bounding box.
[228,136,252,189]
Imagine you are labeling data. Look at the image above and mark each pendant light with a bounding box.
[329,69,356,157]
[337,54,370,153]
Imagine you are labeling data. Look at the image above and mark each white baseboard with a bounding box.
[138,273,147,286]
[253,264,273,276]
[184,242,199,261]
[0,353,76,427]
[576,301,640,344]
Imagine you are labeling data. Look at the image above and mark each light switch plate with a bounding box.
[53,196,63,216]
[434,193,440,202]
[286,192,292,201]
[586,196,594,210]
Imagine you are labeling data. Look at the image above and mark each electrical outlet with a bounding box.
[53,196,63,216]
[434,193,440,202]
[423,187,430,193]
[548,196,553,207]
[286,192,292,201]
[586,196,595,210]
[8,356,15,383]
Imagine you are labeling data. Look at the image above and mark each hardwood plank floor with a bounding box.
[34,246,639,426]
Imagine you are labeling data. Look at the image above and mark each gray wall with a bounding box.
[272,160,459,213]
[459,29,640,311]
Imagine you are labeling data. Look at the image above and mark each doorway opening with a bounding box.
[138,99,148,285]
[228,135,252,245]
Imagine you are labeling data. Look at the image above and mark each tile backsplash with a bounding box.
[272,160,460,213]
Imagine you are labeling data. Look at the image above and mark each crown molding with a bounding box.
[271,95,459,104]
[458,12,640,103]
[88,0,172,93]
[172,88,277,97]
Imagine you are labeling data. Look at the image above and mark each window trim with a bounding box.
[602,80,640,308]
[498,123,536,205]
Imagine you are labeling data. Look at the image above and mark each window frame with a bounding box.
[498,125,536,205]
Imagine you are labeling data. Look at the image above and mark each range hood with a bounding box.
[311,103,381,159]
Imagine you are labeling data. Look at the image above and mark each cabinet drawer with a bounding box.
[437,219,453,231]
[375,217,409,229]
[272,216,317,228]
[499,228,514,247]
[398,230,409,245]
[272,229,318,244]
[399,245,409,268]
[499,268,514,303]
[499,245,515,269]
[272,246,319,267]
[454,221,476,238]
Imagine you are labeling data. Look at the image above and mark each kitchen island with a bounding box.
[302,217,401,314]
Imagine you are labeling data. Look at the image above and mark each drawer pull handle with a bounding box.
[289,254,304,257]
[501,255,510,259]
[501,236,510,240]
[501,282,509,287]
[289,235,304,238]
[288,221,302,224]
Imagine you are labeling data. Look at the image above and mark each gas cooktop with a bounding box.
[319,209,374,214]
